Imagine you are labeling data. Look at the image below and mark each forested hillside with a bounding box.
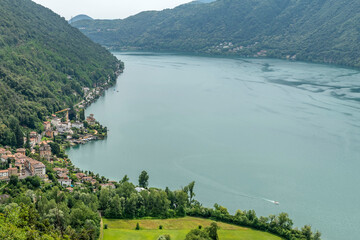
[0,0,122,147]
[72,0,360,68]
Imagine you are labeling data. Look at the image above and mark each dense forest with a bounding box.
[0,0,122,147]
[72,0,360,68]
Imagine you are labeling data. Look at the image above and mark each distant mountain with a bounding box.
[69,14,93,23]
[197,0,216,3]
[0,0,121,146]
[191,0,216,3]
[72,0,360,68]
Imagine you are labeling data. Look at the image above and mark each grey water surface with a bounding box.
[68,52,360,239]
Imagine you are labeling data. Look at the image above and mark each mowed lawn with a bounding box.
[102,217,282,240]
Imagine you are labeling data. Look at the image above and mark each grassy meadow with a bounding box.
[102,217,282,240]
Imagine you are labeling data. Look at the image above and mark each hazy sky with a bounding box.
[32,0,192,20]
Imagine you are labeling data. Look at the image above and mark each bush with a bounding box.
[104,224,108,229]
[135,222,140,230]
[158,235,171,240]
[159,225,163,230]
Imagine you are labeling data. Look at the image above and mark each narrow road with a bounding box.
[98,211,104,240]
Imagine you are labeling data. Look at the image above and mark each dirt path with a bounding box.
[99,211,104,240]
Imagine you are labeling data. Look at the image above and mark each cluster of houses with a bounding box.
[43,114,99,145]
[0,110,115,193]
[77,87,101,109]
[54,170,115,192]
[44,114,84,137]
[0,148,46,180]
[0,146,117,193]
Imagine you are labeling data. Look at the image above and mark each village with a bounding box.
[0,110,116,192]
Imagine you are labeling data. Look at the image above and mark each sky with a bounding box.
[32,0,192,20]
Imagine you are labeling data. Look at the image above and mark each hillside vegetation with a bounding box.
[0,0,122,146]
[72,0,360,68]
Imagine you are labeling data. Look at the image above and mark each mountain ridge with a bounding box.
[72,0,360,68]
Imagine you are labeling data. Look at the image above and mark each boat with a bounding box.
[274,201,280,205]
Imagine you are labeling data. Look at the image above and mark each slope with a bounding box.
[72,0,360,68]
[0,0,123,147]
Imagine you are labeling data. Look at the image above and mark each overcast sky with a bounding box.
[32,0,192,20]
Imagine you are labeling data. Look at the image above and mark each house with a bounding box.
[0,170,8,179]
[57,122,71,133]
[82,176,93,182]
[29,132,41,147]
[135,187,146,193]
[39,144,52,161]
[29,132,38,138]
[71,121,84,129]
[43,121,51,131]
[58,173,69,179]
[66,187,74,193]
[100,183,115,189]
[26,159,46,177]
[15,163,23,174]
[45,129,54,138]
[16,148,26,155]
[53,168,69,176]
[1,155,14,163]
[75,172,86,179]
[8,168,19,177]
[58,178,72,187]
[51,117,61,127]
[86,114,96,126]
[0,148,6,156]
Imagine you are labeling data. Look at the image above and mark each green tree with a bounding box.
[120,174,129,184]
[185,229,211,240]
[206,222,219,240]
[104,195,122,218]
[138,170,149,188]
[9,175,19,186]
[14,125,24,148]
[301,225,313,240]
[314,231,321,240]
[25,132,30,149]
[49,142,61,156]
[79,109,85,121]
[187,181,195,204]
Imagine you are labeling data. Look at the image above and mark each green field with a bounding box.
[102,217,282,240]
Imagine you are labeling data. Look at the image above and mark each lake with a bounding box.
[68,52,360,239]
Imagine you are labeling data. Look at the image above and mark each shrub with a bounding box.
[135,222,140,230]
[158,235,171,240]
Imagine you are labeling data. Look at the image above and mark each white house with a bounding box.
[51,117,62,127]
[0,170,8,179]
[71,121,84,129]
[58,178,72,187]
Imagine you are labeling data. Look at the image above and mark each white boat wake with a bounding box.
[173,154,280,206]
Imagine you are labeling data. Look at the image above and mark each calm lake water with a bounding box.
[68,52,360,239]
